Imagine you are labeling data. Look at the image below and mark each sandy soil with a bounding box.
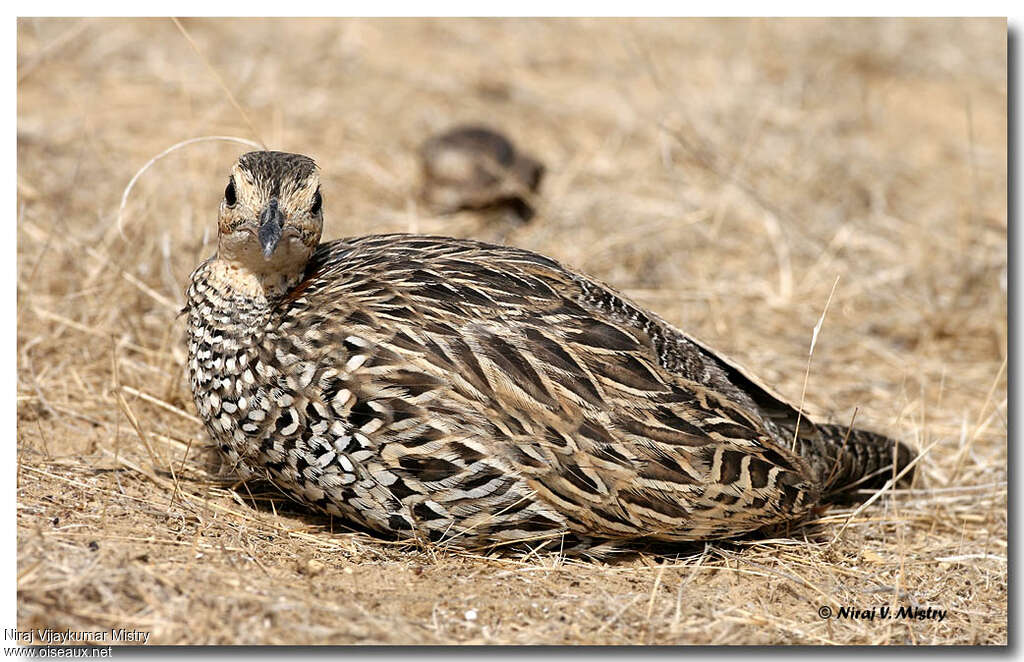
[16,17,1006,645]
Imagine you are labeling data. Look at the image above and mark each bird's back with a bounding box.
[248,234,912,547]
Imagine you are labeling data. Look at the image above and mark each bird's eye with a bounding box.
[225,180,237,207]
[311,189,322,215]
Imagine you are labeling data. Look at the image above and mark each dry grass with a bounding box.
[16,18,1006,645]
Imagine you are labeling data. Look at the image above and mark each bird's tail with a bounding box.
[791,423,916,499]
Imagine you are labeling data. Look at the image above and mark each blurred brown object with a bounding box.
[419,124,545,221]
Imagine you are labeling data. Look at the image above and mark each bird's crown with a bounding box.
[235,151,318,192]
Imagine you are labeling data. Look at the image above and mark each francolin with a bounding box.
[419,125,544,221]
[186,150,915,553]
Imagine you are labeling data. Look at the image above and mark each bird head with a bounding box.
[216,151,323,280]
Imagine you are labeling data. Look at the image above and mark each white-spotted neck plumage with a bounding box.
[185,150,915,554]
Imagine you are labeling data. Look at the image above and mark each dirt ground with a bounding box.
[16,18,1006,645]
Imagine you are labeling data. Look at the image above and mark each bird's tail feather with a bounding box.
[792,423,916,498]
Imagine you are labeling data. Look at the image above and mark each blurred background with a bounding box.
[16,18,1007,644]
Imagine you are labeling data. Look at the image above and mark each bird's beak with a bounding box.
[258,198,285,259]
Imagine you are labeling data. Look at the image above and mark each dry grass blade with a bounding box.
[828,438,940,545]
[948,356,1007,484]
[791,274,840,450]
[120,385,201,425]
[17,19,89,84]
[117,135,264,239]
[170,17,267,149]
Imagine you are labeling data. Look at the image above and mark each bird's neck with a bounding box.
[186,258,306,347]
[204,256,305,303]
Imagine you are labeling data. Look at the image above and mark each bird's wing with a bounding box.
[291,235,821,541]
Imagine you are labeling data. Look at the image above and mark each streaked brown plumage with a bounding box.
[186,150,915,553]
[420,125,544,221]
